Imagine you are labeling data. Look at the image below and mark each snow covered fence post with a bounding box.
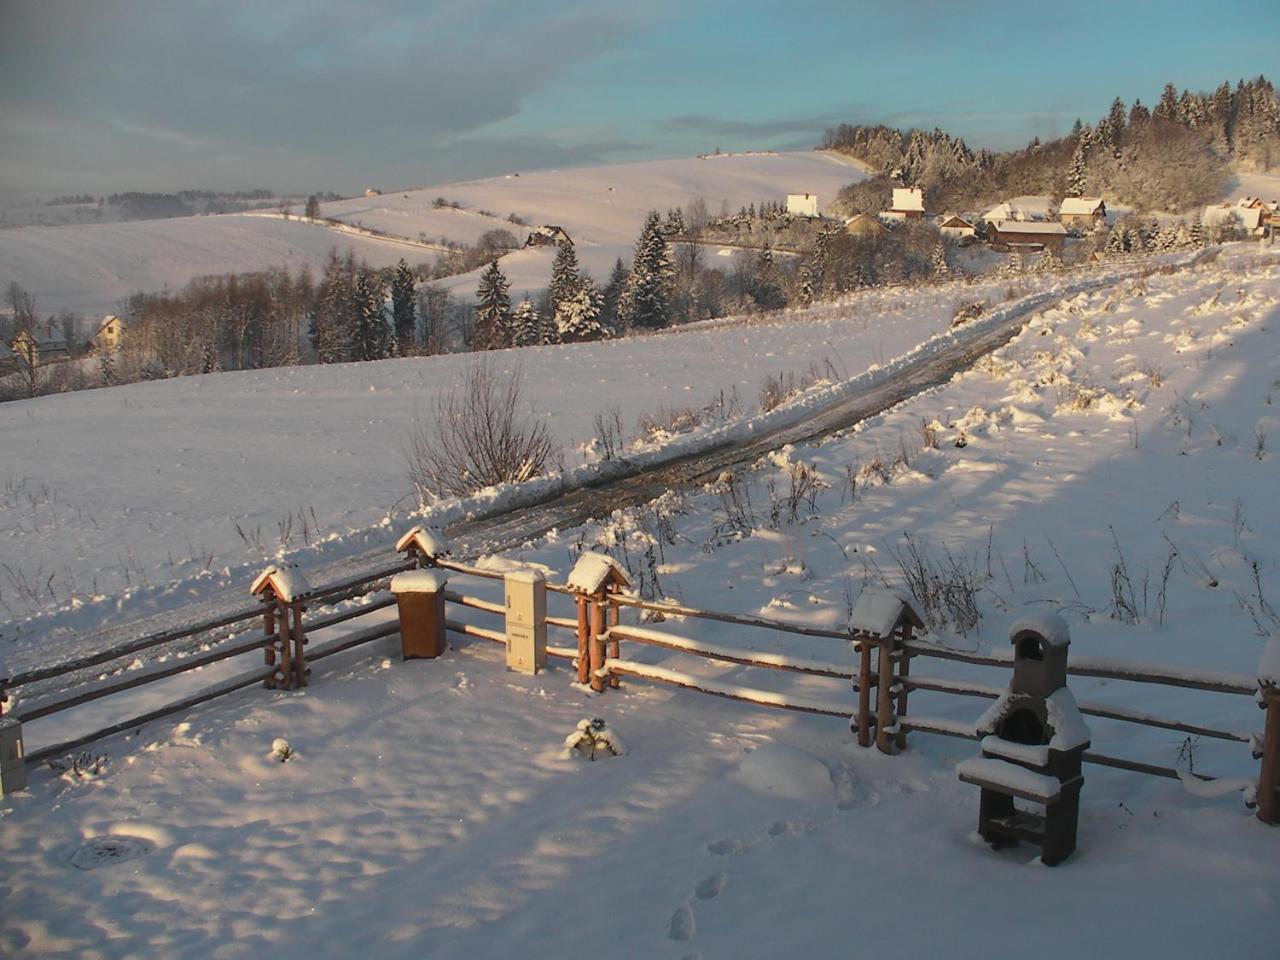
[848,587,924,755]
[395,525,451,569]
[250,563,314,690]
[1257,633,1280,825]
[567,552,631,693]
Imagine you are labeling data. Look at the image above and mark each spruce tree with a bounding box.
[546,240,581,323]
[930,242,950,279]
[556,276,607,343]
[511,297,541,347]
[474,260,512,350]
[351,268,388,362]
[390,259,416,355]
[1188,213,1206,247]
[1067,137,1088,197]
[310,250,353,363]
[601,258,629,332]
[619,211,672,330]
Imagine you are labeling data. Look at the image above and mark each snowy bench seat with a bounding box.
[957,756,1064,805]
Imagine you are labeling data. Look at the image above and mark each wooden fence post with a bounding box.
[576,596,590,686]
[290,601,308,689]
[606,587,621,689]
[1258,685,1280,825]
[875,636,899,754]
[262,602,280,687]
[855,633,873,748]
[895,623,914,751]
[589,595,607,693]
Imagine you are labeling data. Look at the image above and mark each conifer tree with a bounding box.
[1067,137,1088,197]
[351,268,388,362]
[618,211,672,330]
[1188,213,1206,247]
[511,297,541,347]
[546,240,581,323]
[556,276,607,343]
[930,242,950,278]
[310,250,353,363]
[390,259,416,355]
[474,260,512,350]
[601,258,629,332]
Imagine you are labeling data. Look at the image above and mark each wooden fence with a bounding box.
[1,544,1275,823]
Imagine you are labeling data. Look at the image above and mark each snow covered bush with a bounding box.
[563,718,627,760]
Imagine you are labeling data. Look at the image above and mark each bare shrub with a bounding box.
[593,406,625,461]
[888,532,983,636]
[407,357,557,501]
[760,370,797,412]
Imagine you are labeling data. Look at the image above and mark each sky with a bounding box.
[1,0,1277,198]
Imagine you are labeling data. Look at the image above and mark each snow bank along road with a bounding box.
[20,255,1202,694]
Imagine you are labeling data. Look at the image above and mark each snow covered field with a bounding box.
[1,271,1042,649]
[0,152,863,317]
[1,244,1277,959]
[0,215,416,318]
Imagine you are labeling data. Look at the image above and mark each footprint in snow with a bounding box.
[668,902,697,942]
[694,872,726,900]
[706,838,740,856]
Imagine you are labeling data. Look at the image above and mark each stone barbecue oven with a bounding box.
[957,614,1091,866]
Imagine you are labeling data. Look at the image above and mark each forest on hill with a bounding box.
[823,77,1280,215]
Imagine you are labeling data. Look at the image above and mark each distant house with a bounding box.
[1237,197,1278,231]
[95,315,123,352]
[786,193,819,218]
[1203,203,1265,236]
[987,220,1067,255]
[936,214,976,240]
[525,225,573,247]
[10,323,69,366]
[844,213,890,238]
[982,196,1055,223]
[1058,197,1107,230]
[882,187,925,221]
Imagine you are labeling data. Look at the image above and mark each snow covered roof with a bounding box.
[1201,203,1263,228]
[1059,197,1105,216]
[395,525,451,560]
[983,196,1054,222]
[390,569,448,594]
[849,586,923,637]
[1009,613,1070,648]
[567,551,630,594]
[991,220,1067,236]
[844,213,888,232]
[250,562,313,602]
[891,187,925,212]
[937,214,974,228]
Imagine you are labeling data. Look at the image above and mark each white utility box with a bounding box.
[0,717,27,795]
[505,570,547,675]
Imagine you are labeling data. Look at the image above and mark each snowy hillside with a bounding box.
[0,152,864,317]
[1,243,1276,960]
[0,269,1037,647]
[0,215,414,317]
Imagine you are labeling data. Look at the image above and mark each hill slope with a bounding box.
[0,152,864,317]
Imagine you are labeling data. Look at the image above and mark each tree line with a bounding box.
[823,76,1279,215]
